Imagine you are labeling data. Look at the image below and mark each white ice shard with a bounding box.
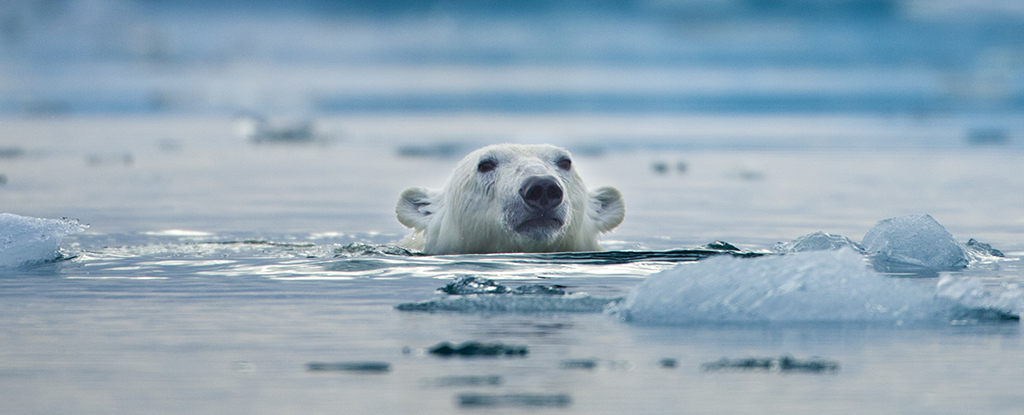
[771,231,863,253]
[860,214,969,271]
[0,213,86,268]
[618,248,945,324]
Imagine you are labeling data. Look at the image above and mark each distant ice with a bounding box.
[0,213,86,268]
[617,248,1019,325]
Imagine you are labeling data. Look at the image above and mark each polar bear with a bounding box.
[396,144,624,254]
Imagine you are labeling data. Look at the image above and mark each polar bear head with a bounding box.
[396,144,624,254]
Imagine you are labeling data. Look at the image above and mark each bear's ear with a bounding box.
[396,187,439,230]
[589,186,625,233]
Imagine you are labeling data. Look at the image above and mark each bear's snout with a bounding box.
[519,176,563,210]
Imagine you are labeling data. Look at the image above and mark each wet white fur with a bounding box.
[396,144,624,254]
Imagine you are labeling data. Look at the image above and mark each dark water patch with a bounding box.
[458,393,572,408]
[396,294,622,314]
[967,129,1010,146]
[492,248,763,265]
[0,146,25,159]
[306,361,391,373]
[560,359,599,370]
[320,247,750,280]
[428,341,529,357]
[701,356,839,374]
[422,375,503,387]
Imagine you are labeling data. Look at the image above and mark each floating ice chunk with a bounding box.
[436,276,568,296]
[860,214,969,272]
[334,242,417,257]
[511,284,567,295]
[398,275,612,313]
[701,356,839,373]
[619,247,1019,324]
[438,276,509,295]
[964,238,1005,259]
[618,248,950,324]
[771,232,863,254]
[0,213,86,268]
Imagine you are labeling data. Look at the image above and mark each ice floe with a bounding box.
[0,213,86,268]
[617,248,1020,325]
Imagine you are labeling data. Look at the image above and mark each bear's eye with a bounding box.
[477,160,497,173]
[556,158,572,170]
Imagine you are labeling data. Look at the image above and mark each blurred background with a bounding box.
[1,0,1022,118]
[2,0,1024,240]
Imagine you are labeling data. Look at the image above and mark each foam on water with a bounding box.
[617,248,1021,325]
[0,213,86,268]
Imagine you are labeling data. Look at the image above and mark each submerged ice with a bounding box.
[0,213,86,268]
[397,276,620,313]
[618,248,1020,325]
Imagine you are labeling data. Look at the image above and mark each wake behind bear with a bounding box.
[396,144,625,254]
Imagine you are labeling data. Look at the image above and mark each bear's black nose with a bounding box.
[520,176,563,210]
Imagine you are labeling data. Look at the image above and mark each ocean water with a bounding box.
[2,115,1024,414]
[3,1,1024,413]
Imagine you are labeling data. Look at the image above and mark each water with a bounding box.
[3,1,1024,413]
[2,115,1024,414]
